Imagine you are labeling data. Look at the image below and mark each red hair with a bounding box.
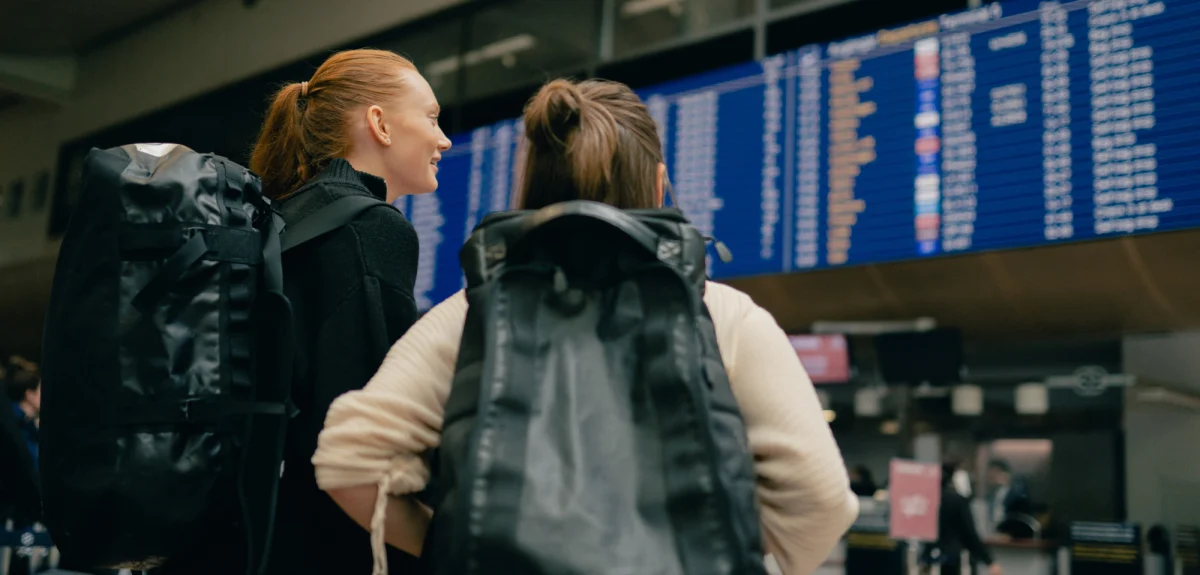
[251,49,417,199]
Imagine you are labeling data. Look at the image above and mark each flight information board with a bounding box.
[401,0,1200,310]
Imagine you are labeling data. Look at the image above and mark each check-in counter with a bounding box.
[987,537,1060,575]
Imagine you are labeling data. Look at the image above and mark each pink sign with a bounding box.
[888,459,942,542]
[788,334,850,384]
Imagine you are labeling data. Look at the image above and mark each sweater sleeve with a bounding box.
[312,289,468,493]
[705,283,859,575]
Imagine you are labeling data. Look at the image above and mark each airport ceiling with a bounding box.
[0,0,203,55]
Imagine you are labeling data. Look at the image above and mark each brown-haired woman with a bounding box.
[312,78,858,574]
[247,48,449,575]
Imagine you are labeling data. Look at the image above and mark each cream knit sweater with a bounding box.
[313,281,859,574]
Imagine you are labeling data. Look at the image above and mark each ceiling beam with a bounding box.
[0,53,76,106]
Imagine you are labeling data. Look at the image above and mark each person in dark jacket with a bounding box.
[2,356,40,480]
[1,357,44,575]
[0,391,39,526]
[925,462,1002,575]
[985,459,1032,532]
[849,465,878,497]
[234,48,449,575]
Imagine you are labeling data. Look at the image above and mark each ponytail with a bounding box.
[519,79,662,211]
[250,49,418,200]
[524,79,620,203]
[251,82,310,200]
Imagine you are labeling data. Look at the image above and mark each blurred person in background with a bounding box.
[985,459,1030,534]
[922,462,1002,575]
[312,77,859,575]
[201,48,451,575]
[3,356,40,472]
[1,356,43,575]
[849,465,878,497]
[951,465,974,498]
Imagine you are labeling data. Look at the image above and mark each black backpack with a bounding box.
[420,200,768,575]
[39,144,388,574]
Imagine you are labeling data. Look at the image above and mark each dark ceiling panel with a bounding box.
[0,0,204,55]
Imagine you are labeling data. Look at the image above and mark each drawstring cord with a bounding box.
[704,235,734,263]
[371,474,392,575]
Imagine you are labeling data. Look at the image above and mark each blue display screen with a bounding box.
[401,0,1200,309]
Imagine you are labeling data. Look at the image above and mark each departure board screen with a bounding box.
[402,0,1200,310]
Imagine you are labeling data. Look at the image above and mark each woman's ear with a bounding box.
[656,162,666,207]
[366,105,391,146]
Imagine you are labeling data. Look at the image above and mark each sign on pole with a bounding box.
[888,458,942,542]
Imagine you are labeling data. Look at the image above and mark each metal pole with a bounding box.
[451,13,471,136]
[755,0,769,59]
[599,0,616,64]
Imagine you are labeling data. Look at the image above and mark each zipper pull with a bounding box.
[704,235,734,264]
[553,266,568,294]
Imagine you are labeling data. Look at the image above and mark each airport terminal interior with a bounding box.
[2,0,1199,573]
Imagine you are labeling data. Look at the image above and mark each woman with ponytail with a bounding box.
[313,78,858,574]
[249,48,449,575]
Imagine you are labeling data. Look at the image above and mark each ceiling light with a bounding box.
[425,34,537,77]
[621,0,684,18]
[880,420,900,435]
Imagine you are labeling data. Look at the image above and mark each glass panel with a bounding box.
[32,170,49,212]
[612,0,754,58]
[770,0,816,9]
[7,178,24,219]
[464,0,600,101]
[377,18,465,105]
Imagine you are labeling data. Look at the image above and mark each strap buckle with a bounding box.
[180,397,202,422]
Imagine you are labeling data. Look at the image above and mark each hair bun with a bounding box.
[526,79,588,148]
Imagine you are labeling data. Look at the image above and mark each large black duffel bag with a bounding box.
[40,144,385,574]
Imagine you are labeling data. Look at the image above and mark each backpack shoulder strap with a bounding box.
[240,193,391,574]
[280,195,392,253]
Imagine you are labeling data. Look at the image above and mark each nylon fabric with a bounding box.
[118,225,263,266]
[40,145,283,572]
[423,201,767,575]
[638,269,731,575]
[519,274,684,575]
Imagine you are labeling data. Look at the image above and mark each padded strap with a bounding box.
[640,270,738,574]
[510,201,662,259]
[112,398,289,426]
[262,212,285,294]
[221,159,245,193]
[280,195,392,253]
[130,232,209,314]
[120,225,262,265]
[245,211,293,575]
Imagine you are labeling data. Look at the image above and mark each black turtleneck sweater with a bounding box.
[269,159,421,574]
